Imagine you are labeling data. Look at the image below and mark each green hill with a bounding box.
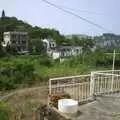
[0,16,64,43]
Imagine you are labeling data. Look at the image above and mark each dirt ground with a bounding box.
[2,86,48,120]
[2,87,120,120]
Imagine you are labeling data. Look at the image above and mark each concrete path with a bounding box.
[72,95,120,120]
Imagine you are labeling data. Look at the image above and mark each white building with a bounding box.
[42,38,57,50]
[59,46,82,58]
[2,31,28,53]
[42,38,59,59]
[52,51,61,59]
[42,38,82,59]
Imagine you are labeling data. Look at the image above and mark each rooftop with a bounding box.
[4,31,28,35]
[59,45,82,49]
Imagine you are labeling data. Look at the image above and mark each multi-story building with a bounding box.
[59,46,82,57]
[2,31,28,53]
[94,33,120,48]
[42,38,82,59]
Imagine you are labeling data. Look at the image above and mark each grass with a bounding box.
[0,102,11,120]
[0,54,113,91]
[0,54,112,78]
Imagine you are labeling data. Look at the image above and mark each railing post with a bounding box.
[49,79,52,95]
[111,70,114,92]
[90,72,95,98]
[48,79,52,106]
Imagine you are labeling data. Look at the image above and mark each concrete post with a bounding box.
[90,72,95,98]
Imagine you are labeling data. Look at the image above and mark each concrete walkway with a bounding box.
[71,95,120,120]
[61,94,120,120]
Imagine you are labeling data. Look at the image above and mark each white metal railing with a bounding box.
[49,70,120,104]
[92,70,120,76]
[91,70,120,96]
[49,74,91,102]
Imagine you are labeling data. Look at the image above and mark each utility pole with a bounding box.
[105,49,117,71]
[111,49,115,91]
[105,49,120,91]
[112,49,116,71]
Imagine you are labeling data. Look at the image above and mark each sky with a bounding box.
[0,0,120,36]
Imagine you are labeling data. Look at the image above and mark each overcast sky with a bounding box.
[0,0,120,36]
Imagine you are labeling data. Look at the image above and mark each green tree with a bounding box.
[28,38,45,54]
[0,61,35,90]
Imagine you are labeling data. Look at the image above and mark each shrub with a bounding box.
[0,61,35,90]
[39,57,53,67]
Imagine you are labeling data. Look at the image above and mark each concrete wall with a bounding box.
[48,107,71,120]
[35,106,71,120]
[52,51,60,59]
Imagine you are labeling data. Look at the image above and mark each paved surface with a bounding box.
[65,94,120,120]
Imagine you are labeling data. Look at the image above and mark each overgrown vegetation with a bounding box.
[1,50,120,91]
[0,102,10,120]
[0,59,35,90]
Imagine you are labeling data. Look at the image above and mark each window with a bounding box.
[3,40,5,44]
[50,43,54,48]
[12,40,16,44]
[52,44,54,47]
[18,40,20,44]
[76,49,79,53]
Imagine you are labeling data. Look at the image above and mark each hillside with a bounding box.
[0,16,64,44]
[65,34,92,39]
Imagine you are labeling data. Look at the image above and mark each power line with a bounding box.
[41,0,112,32]
[59,5,104,15]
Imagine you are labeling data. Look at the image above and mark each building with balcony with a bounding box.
[2,31,28,53]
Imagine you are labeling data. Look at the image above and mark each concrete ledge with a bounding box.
[48,107,71,120]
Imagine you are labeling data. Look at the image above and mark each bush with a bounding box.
[39,57,53,67]
[0,61,35,90]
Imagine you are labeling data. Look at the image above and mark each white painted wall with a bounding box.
[52,51,60,59]
[42,38,57,50]
[42,39,50,49]
[3,32,11,47]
